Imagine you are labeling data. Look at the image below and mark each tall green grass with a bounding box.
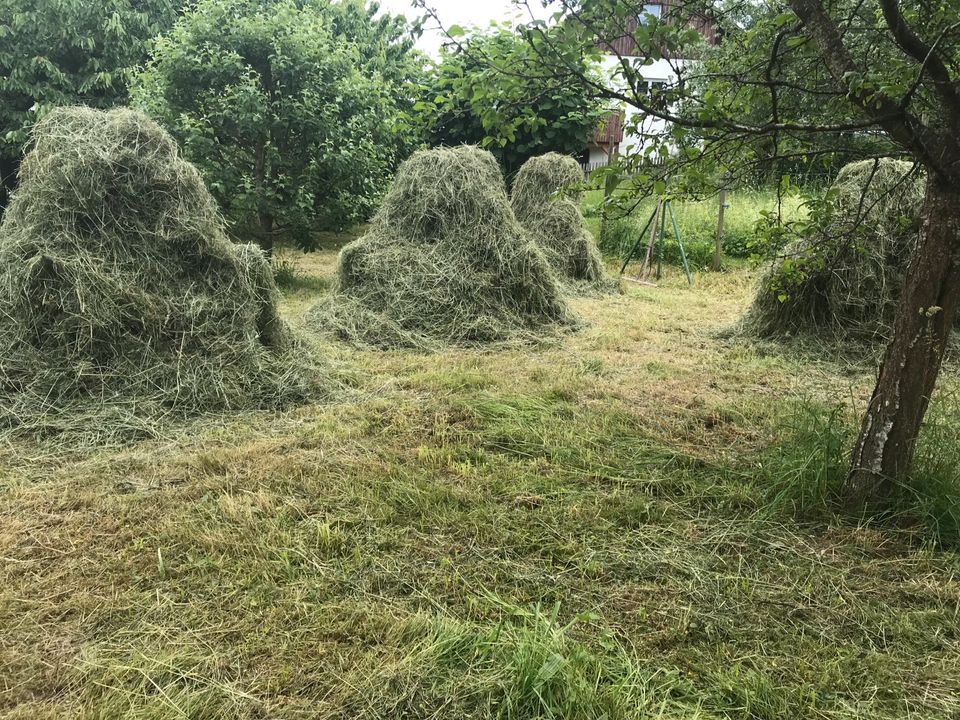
[333,601,703,719]
[758,397,960,546]
[584,190,805,268]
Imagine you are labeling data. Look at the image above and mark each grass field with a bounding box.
[583,188,807,267]
[2,251,959,719]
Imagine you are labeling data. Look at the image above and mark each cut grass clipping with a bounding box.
[312,145,578,350]
[0,106,322,443]
[746,158,925,340]
[511,153,618,295]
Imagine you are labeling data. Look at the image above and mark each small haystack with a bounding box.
[0,107,318,441]
[312,146,577,349]
[511,153,617,294]
[745,158,925,340]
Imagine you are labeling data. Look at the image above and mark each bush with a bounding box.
[0,0,177,208]
[599,215,714,271]
[418,28,606,177]
[596,216,637,258]
[660,237,715,270]
[310,146,577,350]
[592,189,804,267]
[0,107,322,442]
[720,226,755,258]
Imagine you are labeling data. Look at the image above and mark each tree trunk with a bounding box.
[253,138,273,257]
[258,208,274,258]
[0,154,18,215]
[844,176,960,509]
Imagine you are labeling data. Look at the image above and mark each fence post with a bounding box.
[600,174,610,246]
[713,187,727,272]
[598,152,617,247]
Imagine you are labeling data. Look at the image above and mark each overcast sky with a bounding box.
[375,0,555,57]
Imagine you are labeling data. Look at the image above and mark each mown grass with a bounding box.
[1,251,958,719]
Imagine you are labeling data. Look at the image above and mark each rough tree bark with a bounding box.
[0,155,18,214]
[844,176,960,508]
[249,53,276,258]
[258,207,274,258]
[253,138,273,257]
[785,0,960,509]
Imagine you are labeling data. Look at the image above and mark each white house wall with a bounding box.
[599,56,678,157]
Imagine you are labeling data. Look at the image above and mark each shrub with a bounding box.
[418,28,606,177]
[0,0,177,208]
[598,215,714,271]
[132,0,404,253]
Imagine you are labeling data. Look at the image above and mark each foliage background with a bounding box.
[0,0,178,207]
[417,26,607,178]
[132,0,420,251]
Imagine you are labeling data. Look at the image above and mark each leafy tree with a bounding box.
[0,0,177,206]
[686,2,898,186]
[455,0,960,511]
[418,26,607,177]
[316,0,428,163]
[132,0,410,253]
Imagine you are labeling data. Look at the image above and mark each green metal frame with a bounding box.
[619,198,692,285]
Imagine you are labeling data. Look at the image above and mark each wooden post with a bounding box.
[600,176,610,247]
[638,198,663,279]
[599,148,619,247]
[713,188,727,271]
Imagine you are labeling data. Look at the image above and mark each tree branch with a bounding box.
[785,0,946,177]
[877,0,960,118]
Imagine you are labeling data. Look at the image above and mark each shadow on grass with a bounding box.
[274,257,333,294]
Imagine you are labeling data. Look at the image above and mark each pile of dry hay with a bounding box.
[0,106,319,442]
[312,146,577,349]
[745,158,925,340]
[511,153,617,294]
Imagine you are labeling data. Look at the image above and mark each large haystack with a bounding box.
[0,106,317,441]
[312,146,577,349]
[512,153,617,294]
[745,158,925,340]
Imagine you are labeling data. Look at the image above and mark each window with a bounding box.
[640,3,662,22]
[639,80,668,110]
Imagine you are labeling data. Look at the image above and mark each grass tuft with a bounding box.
[758,397,960,546]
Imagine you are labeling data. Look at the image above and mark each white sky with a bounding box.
[375,0,555,57]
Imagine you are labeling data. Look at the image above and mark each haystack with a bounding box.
[511,153,617,294]
[0,106,317,441]
[745,158,925,340]
[312,146,577,349]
